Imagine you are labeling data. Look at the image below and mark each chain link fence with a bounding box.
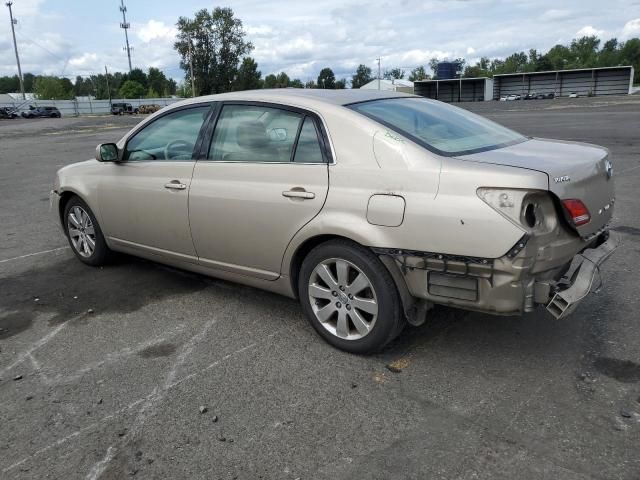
[0,97,182,117]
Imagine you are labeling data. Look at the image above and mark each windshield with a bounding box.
[349,97,526,155]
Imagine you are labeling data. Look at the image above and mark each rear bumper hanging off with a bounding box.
[545,232,618,319]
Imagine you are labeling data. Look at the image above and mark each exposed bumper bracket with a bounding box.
[546,233,618,319]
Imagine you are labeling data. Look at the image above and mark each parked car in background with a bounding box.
[536,92,555,99]
[568,92,579,98]
[111,102,139,115]
[0,106,19,119]
[138,104,162,114]
[524,92,537,100]
[505,94,521,101]
[21,106,61,118]
[51,90,617,353]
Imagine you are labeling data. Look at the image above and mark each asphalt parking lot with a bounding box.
[1,97,640,479]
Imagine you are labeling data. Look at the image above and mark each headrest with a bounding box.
[236,121,270,149]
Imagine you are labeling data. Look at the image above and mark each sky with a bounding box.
[1,0,640,84]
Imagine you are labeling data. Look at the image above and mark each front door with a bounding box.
[99,105,211,259]
[189,103,330,279]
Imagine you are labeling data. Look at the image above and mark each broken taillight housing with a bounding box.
[562,199,591,226]
[476,188,556,233]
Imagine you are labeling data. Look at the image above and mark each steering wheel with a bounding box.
[164,139,195,160]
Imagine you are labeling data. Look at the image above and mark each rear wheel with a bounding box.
[63,196,112,266]
[298,240,405,354]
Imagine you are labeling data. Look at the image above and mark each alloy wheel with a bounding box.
[67,206,96,258]
[308,258,379,340]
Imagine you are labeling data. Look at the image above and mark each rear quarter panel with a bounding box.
[283,111,550,273]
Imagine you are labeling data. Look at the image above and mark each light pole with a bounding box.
[6,1,25,100]
[119,0,133,72]
[376,57,381,90]
[187,36,195,97]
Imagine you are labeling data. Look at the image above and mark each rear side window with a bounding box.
[293,117,324,163]
[208,105,304,162]
[349,97,526,155]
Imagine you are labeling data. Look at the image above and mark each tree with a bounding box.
[34,76,72,99]
[233,57,262,90]
[335,78,346,89]
[570,36,600,68]
[263,74,277,88]
[383,68,404,79]
[428,58,440,77]
[0,75,20,93]
[289,78,304,88]
[119,80,145,98]
[351,64,373,88]
[275,72,290,88]
[147,67,167,96]
[74,76,94,96]
[408,66,429,81]
[174,7,253,95]
[304,80,317,89]
[125,68,148,90]
[317,67,336,88]
[23,73,35,92]
[619,38,640,83]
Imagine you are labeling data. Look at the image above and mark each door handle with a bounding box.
[282,189,315,199]
[164,181,187,190]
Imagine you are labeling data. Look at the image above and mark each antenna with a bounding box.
[119,0,133,71]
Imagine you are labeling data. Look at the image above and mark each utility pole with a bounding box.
[105,66,112,107]
[119,0,133,72]
[187,37,195,97]
[376,57,381,90]
[6,2,25,100]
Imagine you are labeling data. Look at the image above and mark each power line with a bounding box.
[119,0,133,72]
[5,1,25,99]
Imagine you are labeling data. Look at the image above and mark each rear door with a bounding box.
[98,104,212,259]
[189,102,331,279]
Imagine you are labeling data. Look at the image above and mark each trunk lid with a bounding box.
[458,138,615,237]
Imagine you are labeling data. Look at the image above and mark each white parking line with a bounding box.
[2,335,271,475]
[0,322,69,376]
[0,246,69,264]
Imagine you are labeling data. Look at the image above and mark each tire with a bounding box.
[298,239,405,354]
[63,196,112,266]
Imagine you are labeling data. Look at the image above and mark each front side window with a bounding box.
[124,106,210,161]
[208,105,305,162]
[349,97,526,155]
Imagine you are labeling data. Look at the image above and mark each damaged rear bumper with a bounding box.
[374,230,617,318]
[546,232,618,319]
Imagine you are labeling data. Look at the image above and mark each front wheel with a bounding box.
[63,196,112,266]
[298,240,405,354]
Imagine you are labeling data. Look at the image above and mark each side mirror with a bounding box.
[96,143,119,162]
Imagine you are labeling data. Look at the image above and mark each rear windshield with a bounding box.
[348,97,526,155]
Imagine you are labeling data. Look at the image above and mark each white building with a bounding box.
[360,78,414,93]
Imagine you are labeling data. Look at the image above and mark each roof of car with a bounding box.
[173,88,417,110]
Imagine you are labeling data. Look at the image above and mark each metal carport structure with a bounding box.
[492,66,634,99]
[414,77,494,102]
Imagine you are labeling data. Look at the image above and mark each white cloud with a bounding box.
[246,25,274,37]
[136,20,177,44]
[69,53,98,67]
[621,18,640,39]
[540,9,572,21]
[575,25,605,38]
[1,0,638,83]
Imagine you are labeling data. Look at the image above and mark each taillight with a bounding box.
[562,199,591,226]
